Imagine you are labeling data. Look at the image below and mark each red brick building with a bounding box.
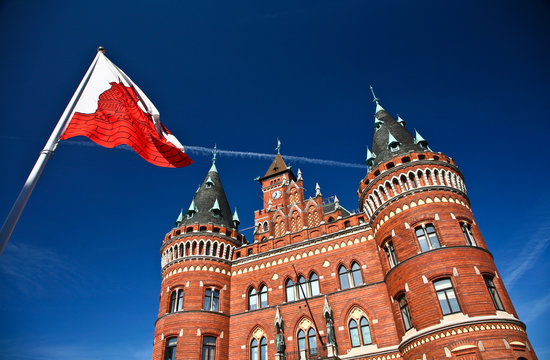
[152,95,537,360]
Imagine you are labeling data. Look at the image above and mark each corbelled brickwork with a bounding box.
[152,98,537,360]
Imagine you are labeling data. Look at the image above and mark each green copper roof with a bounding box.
[366,146,376,167]
[187,198,197,214]
[232,208,240,226]
[388,132,400,148]
[414,129,429,148]
[211,198,221,212]
[397,115,406,127]
[205,175,215,187]
[175,208,183,225]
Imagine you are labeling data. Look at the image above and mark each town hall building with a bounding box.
[151,93,537,360]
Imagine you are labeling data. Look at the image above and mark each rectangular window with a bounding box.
[384,241,398,268]
[434,278,461,315]
[165,337,177,360]
[204,288,220,311]
[398,295,413,331]
[415,224,441,252]
[202,336,216,360]
[484,276,505,311]
[169,289,184,313]
[461,223,477,246]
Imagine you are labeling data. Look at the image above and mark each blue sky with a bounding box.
[1,0,549,359]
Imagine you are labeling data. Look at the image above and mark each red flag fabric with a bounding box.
[60,52,193,168]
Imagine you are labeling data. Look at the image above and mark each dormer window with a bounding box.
[210,198,222,218]
[389,143,400,152]
[374,119,384,131]
[205,176,215,188]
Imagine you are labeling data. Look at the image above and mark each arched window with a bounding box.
[260,337,267,360]
[307,328,317,355]
[409,173,417,188]
[297,276,307,299]
[351,262,363,286]
[204,288,220,311]
[360,317,372,345]
[205,242,211,256]
[339,265,350,290]
[297,330,306,353]
[460,222,477,246]
[349,319,360,347]
[202,336,216,360]
[250,338,258,360]
[285,279,295,302]
[400,175,409,191]
[212,243,217,257]
[398,295,413,331]
[248,288,257,310]
[259,285,268,308]
[309,273,320,296]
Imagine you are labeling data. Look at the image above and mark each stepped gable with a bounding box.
[180,163,235,229]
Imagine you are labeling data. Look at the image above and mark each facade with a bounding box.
[152,95,537,360]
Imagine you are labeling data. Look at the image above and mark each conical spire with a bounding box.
[232,208,240,227]
[175,209,183,226]
[414,129,429,149]
[179,161,235,229]
[368,90,428,169]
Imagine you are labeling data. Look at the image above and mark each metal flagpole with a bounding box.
[0,47,104,256]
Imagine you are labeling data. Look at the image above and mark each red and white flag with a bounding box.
[60,52,193,168]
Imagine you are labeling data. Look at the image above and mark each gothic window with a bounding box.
[351,262,363,286]
[297,276,307,299]
[205,242,211,256]
[165,337,177,360]
[297,330,306,354]
[484,276,505,311]
[202,336,216,360]
[348,317,372,347]
[307,328,317,355]
[259,285,268,308]
[291,211,302,232]
[170,289,184,313]
[248,288,257,310]
[360,317,372,345]
[285,279,295,302]
[349,319,360,347]
[409,173,417,188]
[461,222,477,246]
[398,295,413,331]
[339,262,363,290]
[204,288,220,311]
[339,265,351,290]
[250,337,267,360]
[415,224,441,252]
[434,278,461,315]
[309,273,320,296]
[384,241,398,268]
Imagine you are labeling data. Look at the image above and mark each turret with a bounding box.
[153,150,242,360]
[358,88,534,360]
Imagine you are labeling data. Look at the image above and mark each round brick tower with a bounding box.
[152,156,244,360]
[357,90,537,360]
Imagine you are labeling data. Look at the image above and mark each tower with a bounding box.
[153,153,244,360]
[358,89,536,359]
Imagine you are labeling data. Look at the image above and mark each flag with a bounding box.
[60,51,193,168]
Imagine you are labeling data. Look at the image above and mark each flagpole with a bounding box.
[0,48,103,256]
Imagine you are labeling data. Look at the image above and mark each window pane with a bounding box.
[434,278,451,291]
[165,338,177,360]
[204,289,211,310]
[349,320,360,347]
[360,318,372,345]
[170,291,177,313]
[212,290,219,311]
[250,339,258,360]
[437,292,451,315]
[351,263,363,286]
[259,286,268,308]
[260,338,267,360]
[286,280,295,302]
[310,278,320,296]
[202,336,216,360]
[308,328,317,355]
[177,290,184,311]
[339,266,350,289]
[298,276,307,299]
[249,289,257,310]
[426,225,440,248]
[297,330,305,351]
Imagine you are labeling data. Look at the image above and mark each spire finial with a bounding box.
[212,144,218,164]
[275,138,281,154]
[370,85,380,104]
[97,46,106,54]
